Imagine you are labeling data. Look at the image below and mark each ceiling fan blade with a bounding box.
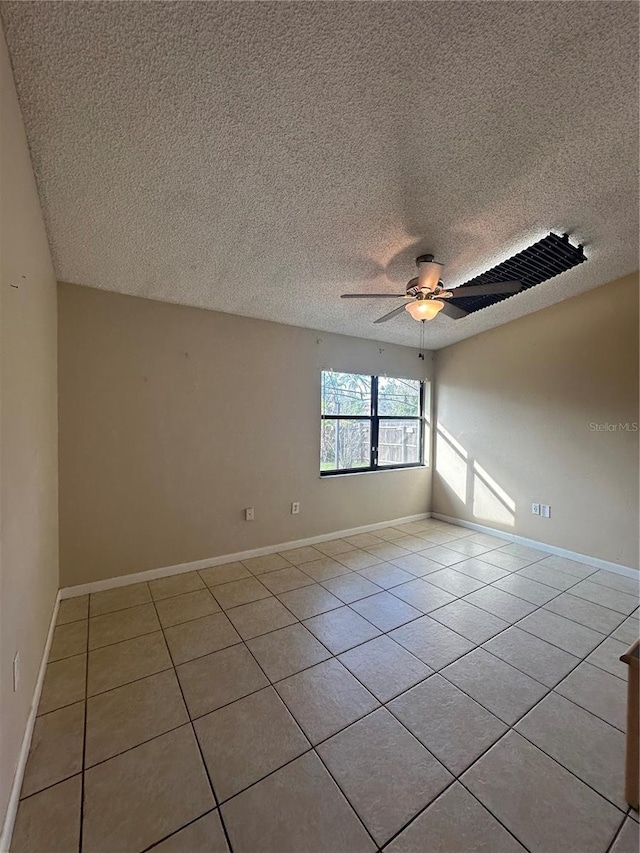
[440,301,469,320]
[341,293,411,299]
[449,280,522,298]
[374,302,414,324]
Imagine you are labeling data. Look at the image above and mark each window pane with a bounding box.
[378,377,421,417]
[378,419,421,466]
[321,419,371,471]
[321,372,371,416]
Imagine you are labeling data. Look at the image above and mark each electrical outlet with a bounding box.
[245,507,255,522]
[13,653,19,692]
[541,504,551,518]
[531,503,540,516]
[291,502,300,515]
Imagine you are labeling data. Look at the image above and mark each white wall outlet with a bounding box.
[531,503,540,515]
[291,502,300,515]
[541,504,551,518]
[245,507,255,522]
[13,652,19,692]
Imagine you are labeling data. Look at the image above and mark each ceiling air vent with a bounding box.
[451,232,586,315]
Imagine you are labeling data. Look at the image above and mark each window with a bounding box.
[320,371,426,475]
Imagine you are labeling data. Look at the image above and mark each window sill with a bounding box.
[319,464,429,479]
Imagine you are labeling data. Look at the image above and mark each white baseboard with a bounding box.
[432,513,639,578]
[60,512,432,599]
[1,592,60,853]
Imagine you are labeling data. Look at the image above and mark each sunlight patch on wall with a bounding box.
[435,425,468,505]
[473,460,515,527]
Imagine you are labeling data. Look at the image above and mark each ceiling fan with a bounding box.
[341,255,522,323]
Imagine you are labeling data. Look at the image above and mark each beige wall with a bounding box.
[0,28,59,827]
[58,284,432,586]
[433,272,639,569]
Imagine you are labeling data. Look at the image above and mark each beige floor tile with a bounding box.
[357,563,415,589]
[225,596,296,640]
[386,782,526,853]
[90,583,151,617]
[591,569,640,597]
[390,615,474,670]
[49,620,88,662]
[468,533,510,549]
[88,603,160,650]
[482,626,579,687]
[318,707,451,845]
[517,562,577,591]
[335,549,381,570]
[426,568,485,596]
[345,532,384,548]
[87,632,171,696]
[275,658,379,744]
[147,811,229,852]
[10,775,81,853]
[388,552,445,576]
[390,579,456,613]
[177,644,268,718]
[372,527,407,542]
[462,731,622,853]
[242,552,292,575]
[195,686,309,800]
[493,574,558,605]
[320,572,382,604]
[586,636,629,680]
[396,535,435,552]
[247,623,331,681]
[211,576,271,609]
[477,551,534,572]
[537,554,598,579]
[313,537,357,555]
[338,635,431,702]
[516,692,627,809]
[516,608,605,657]
[351,591,422,632]
[545,593,626,634]
[390,675,507,775]
[83,725,214,853]
[611,818,640,853]
[445,539,497,558]
[568,579,639,615]
[279,545,325,565]
[165,612,241,664]
[465,586,536,622]
[364,542,413,562]
[299,556,351,581]
[555,661,627,731]
[38,654,86,715]
[611,612,640,645]
[259,565,315,594]
[442,648,547,725]
[304,606,381,654]
[199,561,251,587]
[394,521,429,536]
[86,669,188,766]
[155,588,220,628]
[430,599,509,644]
[500,542,547,562]
[149,571,205,601]
[57,595,88,625]
[277,584,343,619]
[419,545,466,566]
[21,702,84,797]
[450,557,510,583]
[221,752,375,853]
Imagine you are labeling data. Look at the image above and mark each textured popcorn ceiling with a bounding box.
[1,1,638,349]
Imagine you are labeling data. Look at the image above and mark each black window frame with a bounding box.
[320,372,426,476]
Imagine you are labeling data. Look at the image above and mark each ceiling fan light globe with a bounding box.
[405,299,444,321]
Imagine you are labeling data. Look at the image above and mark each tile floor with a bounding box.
[11,519,640,853]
